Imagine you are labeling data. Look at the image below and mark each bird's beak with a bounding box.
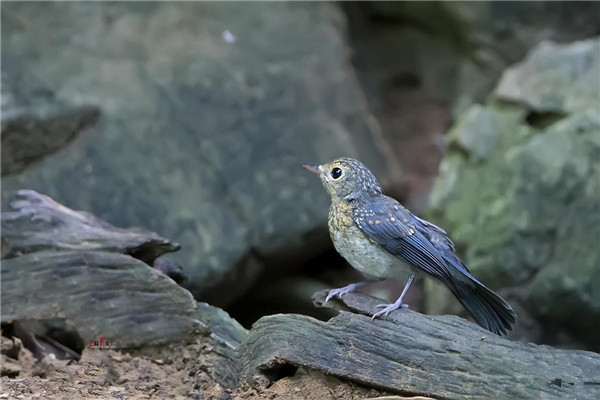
[302,164,322,176]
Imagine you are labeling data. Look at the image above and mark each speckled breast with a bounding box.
[328,203,414,281]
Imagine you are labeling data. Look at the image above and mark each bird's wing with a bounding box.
[413,214,473,276]
[413,215,455,252]
[352,196,455,286]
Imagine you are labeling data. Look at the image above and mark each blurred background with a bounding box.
[2,1,599,351]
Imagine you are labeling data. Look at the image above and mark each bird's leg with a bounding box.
[371,274,414,320]
[325,282,367,303]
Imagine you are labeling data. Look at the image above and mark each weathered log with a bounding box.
[1,190,199,348]
[195,302,248,388]
[237,290,600,400]
[1,250,207,348]
[0,190,249,387]
[1,190,179,264]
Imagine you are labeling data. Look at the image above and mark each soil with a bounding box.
[1,339,387,400]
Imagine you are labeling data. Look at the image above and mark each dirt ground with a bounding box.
[1,336,387,400]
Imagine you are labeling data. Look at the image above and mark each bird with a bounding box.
[303,157,517,335]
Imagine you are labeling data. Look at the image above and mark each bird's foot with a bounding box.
[325,282,366,303]
[371,302,409,320]
[371,274,414,320]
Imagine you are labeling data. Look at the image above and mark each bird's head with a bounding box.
[303,157,382,203]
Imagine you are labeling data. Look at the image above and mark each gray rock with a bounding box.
[0,2,391,305]
[1,56,100,176]
[237,290,600,400]
[495,39,600,114]
[428,38,600,349]
[0,355,22,378]
[345,2,600,117]
[1,336,22,360]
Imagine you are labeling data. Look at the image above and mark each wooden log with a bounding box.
[1,189,179,263]
[1,190,200,348]
[1,250,207,348]
[237,290,600,400]
[1,190,248,387]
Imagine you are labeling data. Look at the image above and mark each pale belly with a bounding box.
[331,225,415,282]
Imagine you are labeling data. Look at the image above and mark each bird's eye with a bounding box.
[331,167,343,179]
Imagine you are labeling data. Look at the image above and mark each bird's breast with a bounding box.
[328,203,414,281]
[328,201,355,235]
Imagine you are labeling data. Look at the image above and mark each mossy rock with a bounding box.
[428,38,600,349]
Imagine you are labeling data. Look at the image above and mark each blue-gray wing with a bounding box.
[353,197,518,335]
[352,196,455,286]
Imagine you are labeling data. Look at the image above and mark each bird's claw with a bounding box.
[324,282,365,303]
[325,290,342,303]
[325,288,351,302]
[375,303,409,309]
[371,302,409,320]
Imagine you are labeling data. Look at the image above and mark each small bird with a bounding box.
[303,157,517,335]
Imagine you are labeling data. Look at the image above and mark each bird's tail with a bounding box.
[453,281,517,336]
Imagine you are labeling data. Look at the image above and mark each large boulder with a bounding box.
[0,2,391,305]
[341,2,600,209]
[428,38,600,349]
[1,56,100,176]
